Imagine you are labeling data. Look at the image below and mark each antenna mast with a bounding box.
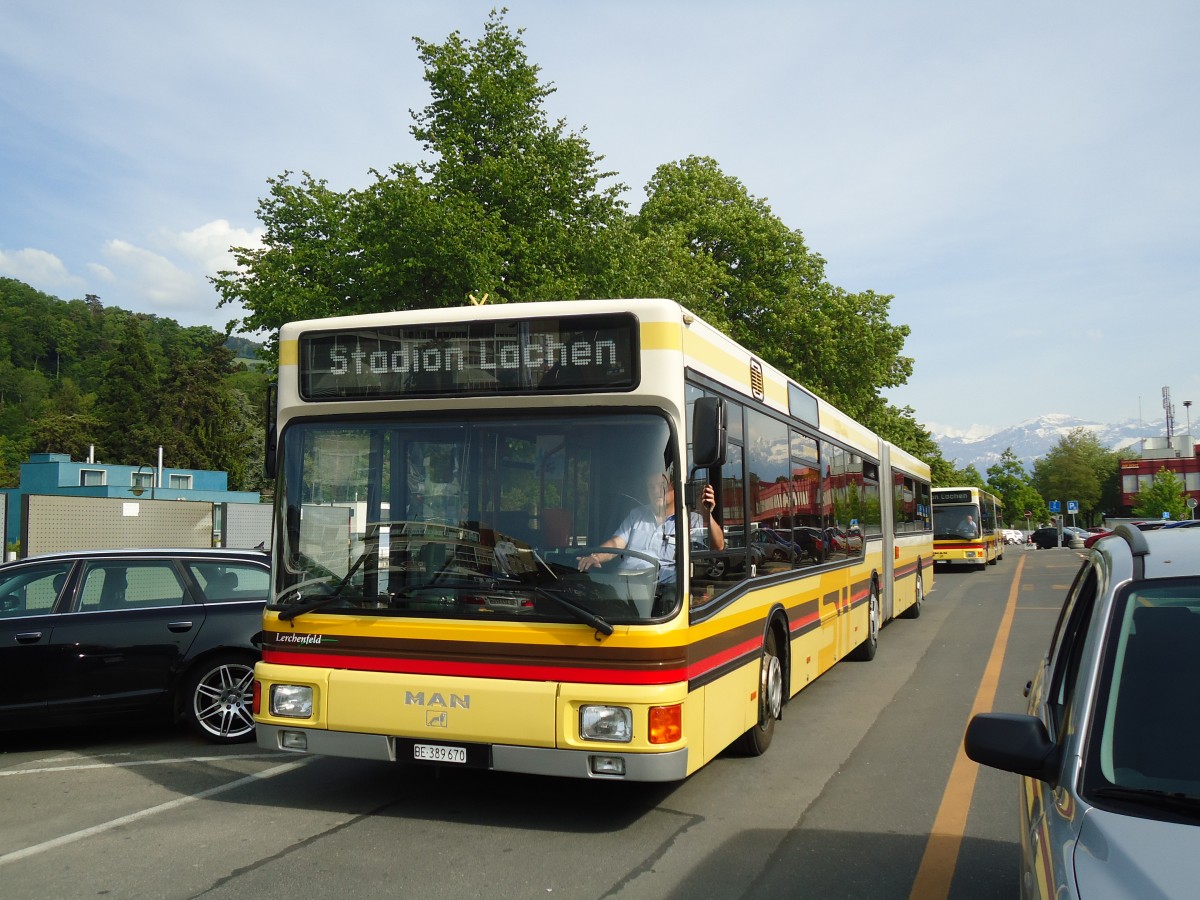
[1163,385,1175,440]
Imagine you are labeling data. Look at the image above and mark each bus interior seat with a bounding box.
[541,508,570,547]
[496,511,534,546]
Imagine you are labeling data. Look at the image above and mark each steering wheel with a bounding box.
[571,545,662,571]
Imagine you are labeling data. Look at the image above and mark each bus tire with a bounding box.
[734,627,783,756]
[900,571,923,620]
[848,583,879,661]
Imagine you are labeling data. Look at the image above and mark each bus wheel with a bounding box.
[734,628,783,756]
[849,584,880,661]
[900,572,923,620]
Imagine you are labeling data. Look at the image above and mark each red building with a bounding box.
[1118,435,1200,514]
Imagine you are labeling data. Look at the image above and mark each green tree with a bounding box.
[1031,428,1115,526]
[29,413,106,459]
[214,10,628,351]
[411,11,628,299]
[211,12,918,435]
[955,464,987,489]
[626,156,912,421]
[1131,467,1190,522]
[96,315,161,463]
[986,448,1045,528]
[1098,448,1137,519]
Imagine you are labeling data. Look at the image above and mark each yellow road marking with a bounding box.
[908,554,1024,900]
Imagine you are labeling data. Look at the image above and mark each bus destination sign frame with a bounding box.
[298,312,639,401]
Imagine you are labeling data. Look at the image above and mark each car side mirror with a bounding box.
[964,712,1061,784]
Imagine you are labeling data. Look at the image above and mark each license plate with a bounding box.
[413,743,467,764]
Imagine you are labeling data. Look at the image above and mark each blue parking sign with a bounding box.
[1067,500,1079,514]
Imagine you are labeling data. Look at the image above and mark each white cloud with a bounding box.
[0,248,85,292]
[101,239,195,307]
[163,219,265,273]
[86,262,115,282]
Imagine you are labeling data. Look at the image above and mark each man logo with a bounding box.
[405,691,470,709]
[427,710,448,728]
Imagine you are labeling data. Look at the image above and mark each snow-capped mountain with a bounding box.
[932,414,1161,473]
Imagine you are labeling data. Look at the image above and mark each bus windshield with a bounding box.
[933,503,981,540]
[272,412,682,625]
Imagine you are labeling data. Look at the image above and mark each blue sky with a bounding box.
[2,2,1198,437]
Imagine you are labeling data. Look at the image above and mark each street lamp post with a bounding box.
[1185,400,1193,437]
[132,464,156,500]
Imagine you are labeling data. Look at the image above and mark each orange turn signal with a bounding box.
[648,705,682,744]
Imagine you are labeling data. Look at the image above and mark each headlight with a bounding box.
[580,705,632,742]
[269,684,313,718]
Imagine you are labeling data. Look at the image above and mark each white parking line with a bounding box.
[0,758,310,866]
[1,753,286,777]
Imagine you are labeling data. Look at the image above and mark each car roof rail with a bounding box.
[1113,523,1150,580]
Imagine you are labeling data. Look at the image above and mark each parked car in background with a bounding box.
[1062,526,1090,548]
[0,548,270,743]
[690,530,765,579]
[1001,528,1025,545]
[752,525,829,564]
[1030,526,1061,549]
[826,525,864,556]
[965,525,1200,898]
[1085,521,1193,548]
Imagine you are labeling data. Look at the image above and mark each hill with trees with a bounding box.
[0,277,269,491]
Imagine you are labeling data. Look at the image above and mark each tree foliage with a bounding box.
[1031,428,1123,526]
[213,10,629,357]
[1132,467,1190,522]
[211,11,933,467]
[986,448,1046,527]
[0,277,269,491]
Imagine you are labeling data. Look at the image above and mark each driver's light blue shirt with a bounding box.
[611,506,705,581]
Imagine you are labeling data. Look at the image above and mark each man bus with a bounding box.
[252,298,933,780]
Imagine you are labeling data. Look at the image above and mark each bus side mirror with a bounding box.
[692,396,727,469]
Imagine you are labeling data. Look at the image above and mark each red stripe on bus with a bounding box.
[262,648,729,685]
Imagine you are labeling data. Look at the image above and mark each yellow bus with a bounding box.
[932,486,1004,569]
[252,298,933,780]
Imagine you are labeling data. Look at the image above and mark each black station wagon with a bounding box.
[0,548,270,743]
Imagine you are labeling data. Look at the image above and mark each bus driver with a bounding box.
[577,471,724,583]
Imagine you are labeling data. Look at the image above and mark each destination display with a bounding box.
[934,489,975,504]
[299,313,638,400]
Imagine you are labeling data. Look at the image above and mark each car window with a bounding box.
[1045,561,1100,738]
[187,562,270,603]
[78,561,188,611]
[1091,580,1200,794]
[0,562,73,619]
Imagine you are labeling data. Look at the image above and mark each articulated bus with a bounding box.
[932,486,1004,569]
[252,298,934,781]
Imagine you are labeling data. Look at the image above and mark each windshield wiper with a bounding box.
[278,548,375,621]
[277,590,346,622]
[531,585,613,636]
[1093,786,1200,816]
